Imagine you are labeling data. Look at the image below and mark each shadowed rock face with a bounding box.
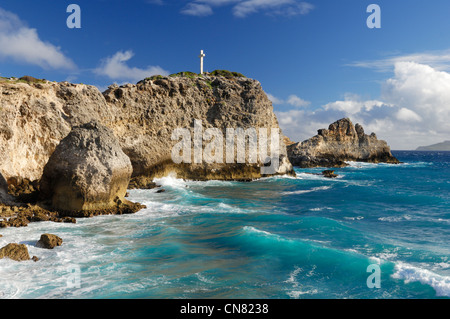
[0,172,10,204]
[39,121,133,212]
[287,118,400,168]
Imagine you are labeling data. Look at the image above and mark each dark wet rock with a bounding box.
[36,233,63,249]
[322,170,338,178]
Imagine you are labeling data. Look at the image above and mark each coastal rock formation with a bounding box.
[39,121,133,212]
[103,74,294,180]
[287,118,399,168]
[0,74,294,185]
[0,243,30,261]
[0,80,110,182]
[36,233,62,249]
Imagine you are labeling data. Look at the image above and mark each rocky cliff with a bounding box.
[287,118,400,168]
[0,73,294,192]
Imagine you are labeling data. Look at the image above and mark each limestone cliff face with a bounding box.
[103,75,293,180]
[287,118,400,168]
[0,81,111,182]
[0,75,294,186]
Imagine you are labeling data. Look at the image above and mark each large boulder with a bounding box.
[287,118,400,168]
[39,121,133,212]
[36,233,63,249]
[0,243,30,261]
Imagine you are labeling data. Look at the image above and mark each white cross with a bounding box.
[199,50,206,75]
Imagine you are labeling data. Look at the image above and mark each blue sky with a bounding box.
[1,0,450,149]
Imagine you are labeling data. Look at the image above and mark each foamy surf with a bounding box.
[282,185,332,195]
[392,262,450,297]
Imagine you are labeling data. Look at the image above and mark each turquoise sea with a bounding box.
[0,151,449,299]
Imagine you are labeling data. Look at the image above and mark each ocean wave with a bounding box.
[392,262,450,297]
[295,172,341,181]
[243,226,280,239]
[282,186,332,195]
[343,216,365,221]
[345,161,410,169]
[378,215,413,222]
[284,266,319,298]
[310,207,333,212]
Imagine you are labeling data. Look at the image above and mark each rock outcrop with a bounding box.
[102,74,294,180]
[0,243,30,261]
[287,118,400,168]
[36,233,62,249]
[39,121,133,212]
[0,74,294,186]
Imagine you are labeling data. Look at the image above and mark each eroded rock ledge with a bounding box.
[287,118,400,168]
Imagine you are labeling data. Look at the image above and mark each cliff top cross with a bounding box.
[199,50,206,75]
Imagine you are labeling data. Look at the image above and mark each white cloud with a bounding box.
[95,50,169,83]
[0,7,75,69]
[395,108,422,122]
[324,94,387,115]
[181,0,314,17]
[287,94,310,107]
[233,0,311,17]
[276,61,450,150]
[349,49,450,73]
[267,93,284,105]
[266,93,310,108]
[181,3,214,16]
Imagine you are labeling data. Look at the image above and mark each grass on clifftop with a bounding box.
[143,70,246,82]
[0,75,47,84]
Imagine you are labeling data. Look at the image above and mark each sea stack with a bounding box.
[39,121,133,213]
[287,118,400,168]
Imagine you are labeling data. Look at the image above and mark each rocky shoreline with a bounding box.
[0,72,296,261]
[0,75,400,263]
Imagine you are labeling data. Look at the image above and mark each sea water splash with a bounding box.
[0,151,449,299]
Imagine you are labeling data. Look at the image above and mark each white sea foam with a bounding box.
[378,215,413,222]
[392,262,450,297]
[282,185,332,195]
[243,226,276,238]
[284,266,319,298]
[310,207,333,212]
[343,216,364,221]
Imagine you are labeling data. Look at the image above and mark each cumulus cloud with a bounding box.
[349,49,450,73]
[0,7,75,69]
[181,3,214,16]
[267,92,311,109]
[276,61,450,150]
[95,50,169,83]
[181,0,314,17]
[324,94,387,115]
[287,94,310,107]
[267,93,284,105]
